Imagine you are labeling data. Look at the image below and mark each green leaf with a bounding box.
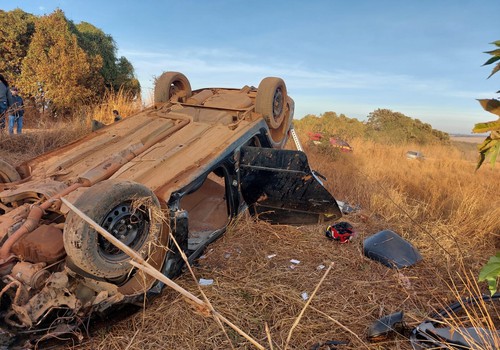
[472,119,500,133]
[487,63,500,79]
[489,142,500,167]
[476,152,486,170]
[477,137,493,152]
[484,49,500,56]
[477,99,500,116]
[476,138,500,169]
[490,40,500,46]
[479,252,500,295]
[483,56,500,66]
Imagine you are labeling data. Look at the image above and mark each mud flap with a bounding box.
[239,146,342,225]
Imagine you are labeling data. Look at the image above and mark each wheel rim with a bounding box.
[99,201,150,260]
[272,88,284,121]
[169,82,180,99]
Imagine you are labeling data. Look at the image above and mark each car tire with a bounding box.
[154,71,192,103]
[255,77,287,130]
[0,159,21,183]
[63,179,162,279]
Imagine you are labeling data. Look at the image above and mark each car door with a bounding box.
[238,146,342,225]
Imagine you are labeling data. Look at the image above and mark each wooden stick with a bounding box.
[167,231,236,350]
[284,261,334,349]
[61,197,265,350]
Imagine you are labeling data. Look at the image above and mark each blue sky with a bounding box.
[3,1,499,134]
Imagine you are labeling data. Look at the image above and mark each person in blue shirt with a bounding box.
[0,74,13,132]
[8,87,24,134]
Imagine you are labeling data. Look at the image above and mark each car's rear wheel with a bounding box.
[63,179,163,279]
[0,159,20,183]
[154,71,192,103]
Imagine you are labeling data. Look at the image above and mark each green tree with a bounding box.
[366,109,449,144]
[19,9,103,114]
[0,8,141,115]
[294,112,365,141]
[115,56,141,97]
[0,9,36,83]
[74,22,117,92]
[75,22,140,97]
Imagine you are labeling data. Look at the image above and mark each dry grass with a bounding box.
[0,88,143,166]
[0,118,90,165]
[89,88,143,125]
[49,132,499,349]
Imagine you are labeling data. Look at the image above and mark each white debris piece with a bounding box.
[301,292,309,301]
[198,278,214,286]
[290,259,300,265]
[267,254,277,259]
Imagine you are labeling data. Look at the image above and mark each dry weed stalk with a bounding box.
[284,262,334,348]
[434,270,500,349]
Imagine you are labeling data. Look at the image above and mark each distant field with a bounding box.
[450,135,484,144]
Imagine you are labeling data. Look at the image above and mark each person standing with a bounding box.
[8,87,24,134]
[0,74,13,132]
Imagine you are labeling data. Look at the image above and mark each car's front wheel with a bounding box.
[255,77,291,145]
[63,179,163,279]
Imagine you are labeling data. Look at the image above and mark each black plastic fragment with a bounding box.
[363,230,422,268]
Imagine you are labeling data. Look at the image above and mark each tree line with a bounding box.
[0,8,140,116]
[294,109,450,145]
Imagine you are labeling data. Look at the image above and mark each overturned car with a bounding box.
[0,72,342,347]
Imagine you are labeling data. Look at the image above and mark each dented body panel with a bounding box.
[0,73,341,347]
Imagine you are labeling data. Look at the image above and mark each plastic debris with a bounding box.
[267,254,277,259]
[336,200,360,214]
[198,278,214,286]
[290,259,300,264]
[363,230,422,268]
[301,292,309,301]
[317,264,326,271]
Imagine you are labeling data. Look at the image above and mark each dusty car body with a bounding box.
[406,150,424,160]
[0,72,341,347]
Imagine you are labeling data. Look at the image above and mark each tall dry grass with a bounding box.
[303,137,500,264]
[88,87,144,125]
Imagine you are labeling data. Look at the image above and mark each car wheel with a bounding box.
[154,71,192,103]
[0,159,21,183]
[255,77,287,130]
[63,179,163,279]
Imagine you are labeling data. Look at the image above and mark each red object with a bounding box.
[307,132,323,141]
[325,222,355,243]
